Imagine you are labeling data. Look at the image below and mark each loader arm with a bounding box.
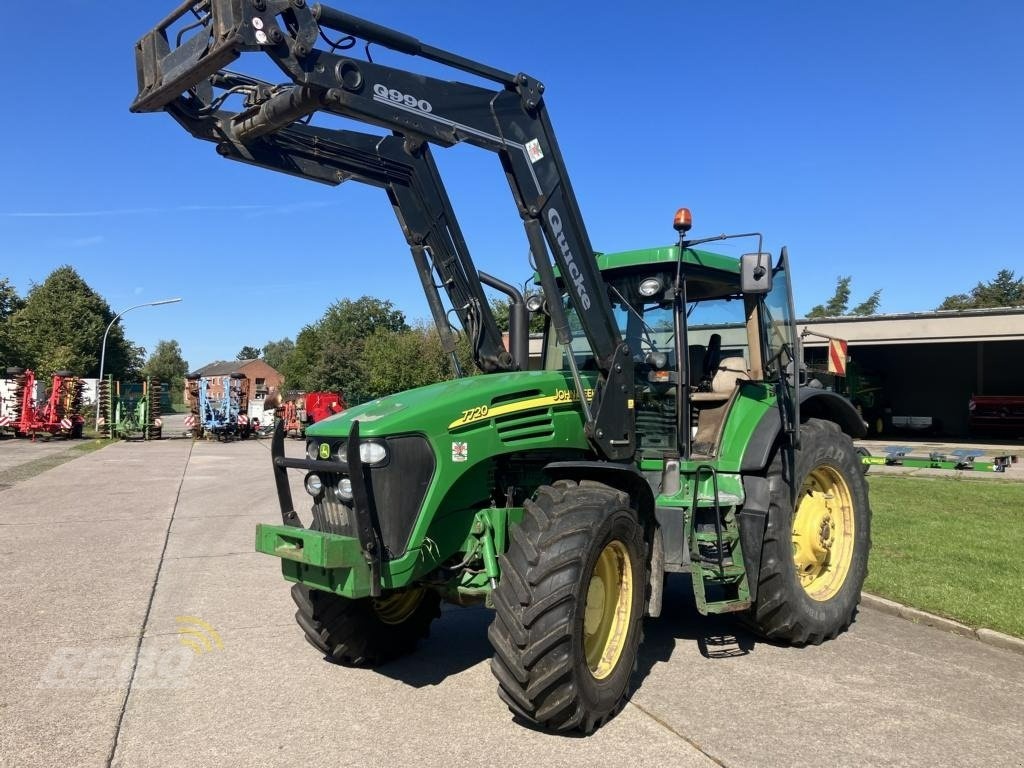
[162,72,514,374]
[131,0,634,459]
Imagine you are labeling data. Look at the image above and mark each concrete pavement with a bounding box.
[1,437,1022,767]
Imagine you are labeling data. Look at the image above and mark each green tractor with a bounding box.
[132,1,870,733]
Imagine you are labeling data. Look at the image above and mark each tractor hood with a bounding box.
[305,369,595,439]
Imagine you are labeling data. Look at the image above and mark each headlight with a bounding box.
[335,478,353,502]
[358,441,388,466]
[638,277,663,297]
[306,441,319,460]
[304,473,323,496]
[525,293,544,313]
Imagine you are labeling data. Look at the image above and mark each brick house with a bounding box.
[185,359,283,413]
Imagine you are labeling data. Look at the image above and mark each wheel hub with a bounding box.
[373,588,425,625]
[791,465,855,601]
[583,540,634,680]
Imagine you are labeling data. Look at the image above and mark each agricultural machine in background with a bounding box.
[97,375,163,440]
[281,391,346,438]
[968,394,1024,437]
[0,368,85,439]
[801,330,886,434]
[186,372,251,439]
[0,371,19,437]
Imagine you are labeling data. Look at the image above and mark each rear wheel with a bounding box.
[291,583,440,665]
[750,418,871,644]
[488,479,646,733]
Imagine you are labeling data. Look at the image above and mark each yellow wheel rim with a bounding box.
[372,588,425,625]
[792,464,855,601]
[583,540,634,680]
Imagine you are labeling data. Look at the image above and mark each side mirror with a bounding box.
[740,252,773,294]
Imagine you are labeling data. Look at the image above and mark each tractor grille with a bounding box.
[312,491,355,537]
[311,435,435,559]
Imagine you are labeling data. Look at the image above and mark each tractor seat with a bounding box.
[690,363,750,405]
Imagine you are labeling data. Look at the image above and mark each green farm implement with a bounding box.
[97,375,163,440]
[132,1,872,733]
[861,446,1016,473]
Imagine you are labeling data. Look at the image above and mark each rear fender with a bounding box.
[741,389,865,473]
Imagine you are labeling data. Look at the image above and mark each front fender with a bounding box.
[542,461,656,519]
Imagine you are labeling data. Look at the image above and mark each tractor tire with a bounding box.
[749,418,871,645]
[488,479,647,733]
[855,446,871,475]
[291,583,440,666]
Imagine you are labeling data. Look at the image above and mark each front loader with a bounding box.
[131,1,871,733]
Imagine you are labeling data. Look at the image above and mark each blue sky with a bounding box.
[1,1,1022,371]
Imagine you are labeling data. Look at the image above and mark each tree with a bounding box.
[123,342,147,380]
[363,323,453,399]
[313,297,409,403]
[144,340,189,402]
[281,326,320,391]
[807,276,852,318]
[5,266,140,377]
[0,277,23,321]
[0,277,25,366]
[850,289,882,316]
[807,276,882,318]
[237,345,261,360]
[937,269,1024,310]
[261,337,294,373]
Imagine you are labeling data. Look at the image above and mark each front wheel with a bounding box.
[291,583,440,666]
[488,479,647,733]
[750,418,871,645]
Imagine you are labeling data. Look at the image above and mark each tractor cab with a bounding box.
[539,211,800,466]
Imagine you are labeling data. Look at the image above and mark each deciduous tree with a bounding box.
[261,337,294,373]
[5,266,141,377]
[0,277,25,366]
[144,340,189,402]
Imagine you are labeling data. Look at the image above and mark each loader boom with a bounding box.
[131,0,634,458]
[162,70,514,373]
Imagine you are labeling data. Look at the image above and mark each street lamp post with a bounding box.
[95,298,183,426]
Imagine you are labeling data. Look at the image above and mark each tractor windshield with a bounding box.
[542,280,675,373]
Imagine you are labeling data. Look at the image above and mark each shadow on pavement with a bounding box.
[371,573,768,694]
[632,573,762,695]
[375,605,494,687]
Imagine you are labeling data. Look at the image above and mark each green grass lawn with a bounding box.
[865,474,1024,638]
[0,438,111,488]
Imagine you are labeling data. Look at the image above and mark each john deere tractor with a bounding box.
[132,1,870,733]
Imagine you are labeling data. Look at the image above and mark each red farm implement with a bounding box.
[280,391,345,438]
[2,368,85,439]
[969,394,1024,437]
